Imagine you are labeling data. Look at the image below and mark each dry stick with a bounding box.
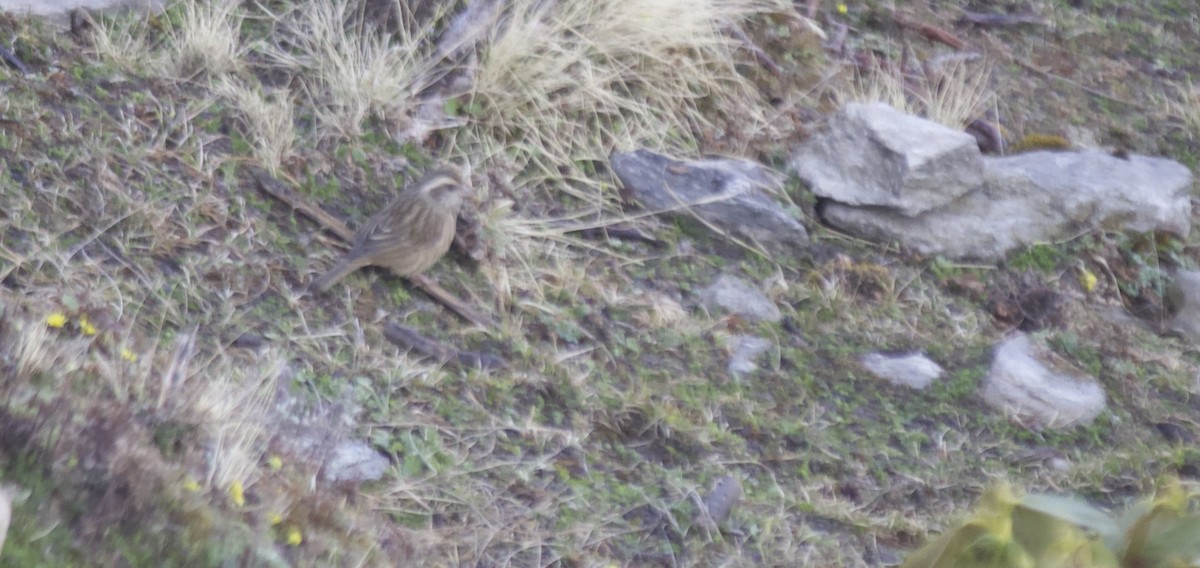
[382,322,507,370]
[892,11,965,50]
[725,22,782,78]
[251,167,354,241]
[0,43,28,75]
[958,10,1046,28]
[249,167,496,329]
[967,28,1149,112]
[1010,56,1150,112]
[407,273,495,328]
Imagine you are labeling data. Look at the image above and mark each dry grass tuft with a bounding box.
[1166,80,1200,137]
[257,0,440,141]
[187,350,283,490]
[844,54,994,128]
[90,15,156,71]
[169,0,246,78]
[464,0,782,203]
[215,78,297,171]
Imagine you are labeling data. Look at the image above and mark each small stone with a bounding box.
[860,351,944,390]
[704,476,743,525]
[725,334,773,378]
[698,274,781,322]
[321,440,390,484]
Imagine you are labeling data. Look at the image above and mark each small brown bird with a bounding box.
[310,167,470,293]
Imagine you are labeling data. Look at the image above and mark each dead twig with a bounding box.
[725,22,782,78]
[567,225,664,247]
[1010,56,1149,112]
[0,43,29,75]
[250,167,353,242]
[893,11,965,50]
[958,10,1046,29]
[408,273,496,329]
[382,322,507,370]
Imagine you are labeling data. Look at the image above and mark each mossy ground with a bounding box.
[1,1,1200,566]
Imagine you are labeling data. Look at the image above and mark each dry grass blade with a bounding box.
[920,54,994,128]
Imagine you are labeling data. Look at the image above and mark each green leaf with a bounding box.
[1018,493,1119,539]
[1135,516,1200,566]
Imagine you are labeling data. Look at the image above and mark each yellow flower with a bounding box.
[121,348,138,362]
[267,455,283,471]
[268,512,283,526]
[182,477,202,492]
[78,315,97,335]
[47,312,68,328]
[837,3,848,14]
[1078,268,1098,293]
[286,526,303,546]
[229,480,245,507]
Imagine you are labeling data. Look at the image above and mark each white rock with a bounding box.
[860,351,944,390]
[725,334,773,378]
[981,334,1107,429]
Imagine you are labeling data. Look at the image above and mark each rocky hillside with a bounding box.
[0,1,1198,566]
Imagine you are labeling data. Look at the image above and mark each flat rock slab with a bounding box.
[611,149,809,251]
[822,150,1192,260]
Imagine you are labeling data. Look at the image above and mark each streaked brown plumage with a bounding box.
[310,167,469,293]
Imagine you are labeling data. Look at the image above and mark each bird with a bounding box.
[309,166,470,293]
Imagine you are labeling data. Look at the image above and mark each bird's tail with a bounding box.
[308,258,365,294]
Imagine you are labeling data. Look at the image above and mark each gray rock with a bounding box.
[1166,270,1200,343]
[703,476,744,525]
[271,383,390,486]
[611,149,808,250]
[860,351,944,390]
[725,334,773,377]
[698,274,782,322]
[322,440,391,485]
[981,334,1107,429]
[1,0,163,27]
[792,103,983,216]
[821,150,1192,260]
